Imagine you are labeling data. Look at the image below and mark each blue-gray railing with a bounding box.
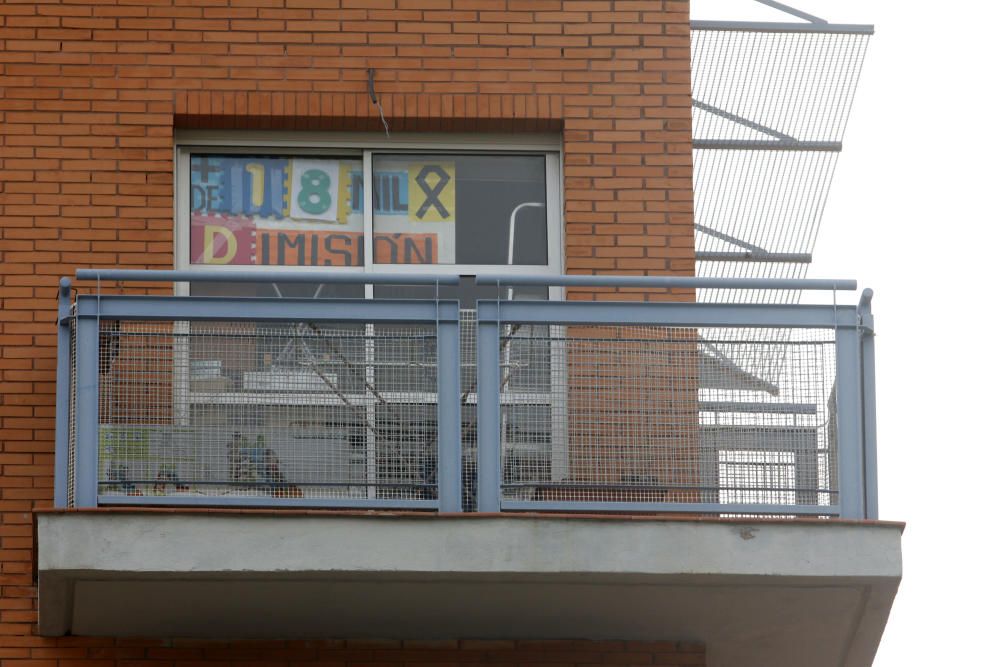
[55,270,877,519]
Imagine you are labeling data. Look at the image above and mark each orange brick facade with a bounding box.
[0,0,696,657]
[0,638,706,666]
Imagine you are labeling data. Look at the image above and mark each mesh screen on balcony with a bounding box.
[96,319,439,501]
[691,24,870,303]
[497,323,838,509]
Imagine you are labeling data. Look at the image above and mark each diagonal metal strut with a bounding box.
[695,223,768,254]
[754,0,828,24]
[693,99,795,142]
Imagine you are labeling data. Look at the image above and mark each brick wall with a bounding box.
[0,638,706,666]
[0,0,695,650]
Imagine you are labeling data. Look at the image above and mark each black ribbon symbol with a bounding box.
[414,165,451,219]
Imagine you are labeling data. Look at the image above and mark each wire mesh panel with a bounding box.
[495,323,838,514]
[67,318,77,507]
[499,325,700,505]
[691,27,870,304]
[459,309,479,511]
[691,30,870,145]
[95,319,440,504]
[694,149,839,303]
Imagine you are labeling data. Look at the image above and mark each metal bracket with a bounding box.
[696,251,812,264]
[693,139,842,152]
[857,288,876,336]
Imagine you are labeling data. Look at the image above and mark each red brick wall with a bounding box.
[0,638,706,666]
[0,0,695,648]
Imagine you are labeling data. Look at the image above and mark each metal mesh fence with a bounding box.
[694,149,839,303]
[74,310,842,513]
[459,309,478,511]
[96,319,439,502]
[67,318,77,507]
[691,28,870,304]
[691,30,870,145]
[497,324,838,511]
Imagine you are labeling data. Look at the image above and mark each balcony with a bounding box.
[36,270,901,667]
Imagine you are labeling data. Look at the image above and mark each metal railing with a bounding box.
[55,270,878,519]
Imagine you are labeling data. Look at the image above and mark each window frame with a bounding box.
[174,131,564,282]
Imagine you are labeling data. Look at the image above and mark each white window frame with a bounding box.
[174,130,564,282]
[172,132,569,494]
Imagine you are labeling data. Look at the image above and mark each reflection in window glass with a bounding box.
[190,154,365,267]
[372,154,547,265]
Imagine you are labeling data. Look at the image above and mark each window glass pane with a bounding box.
[372,154,547,265]
[190,154,365,267]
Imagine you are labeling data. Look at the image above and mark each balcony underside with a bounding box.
[37,511,901,667]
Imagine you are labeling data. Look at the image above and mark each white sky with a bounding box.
[692,1,1000,663]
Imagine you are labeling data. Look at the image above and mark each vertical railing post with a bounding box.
[74,302,101,508]
[436,303,462,512]
[834,308,865,519]
[859,289,879,519]
[53,278,73,508]
[476,302,502,512]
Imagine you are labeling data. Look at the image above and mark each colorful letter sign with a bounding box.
[289,158,339,223]
[191,214,257,265]
[191,155,457,266]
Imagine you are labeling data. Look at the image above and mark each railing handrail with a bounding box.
[475,273,858,292]
[73,269,857,292]
[74,269,461,286]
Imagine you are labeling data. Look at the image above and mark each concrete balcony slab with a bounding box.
[36,510,902,667]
